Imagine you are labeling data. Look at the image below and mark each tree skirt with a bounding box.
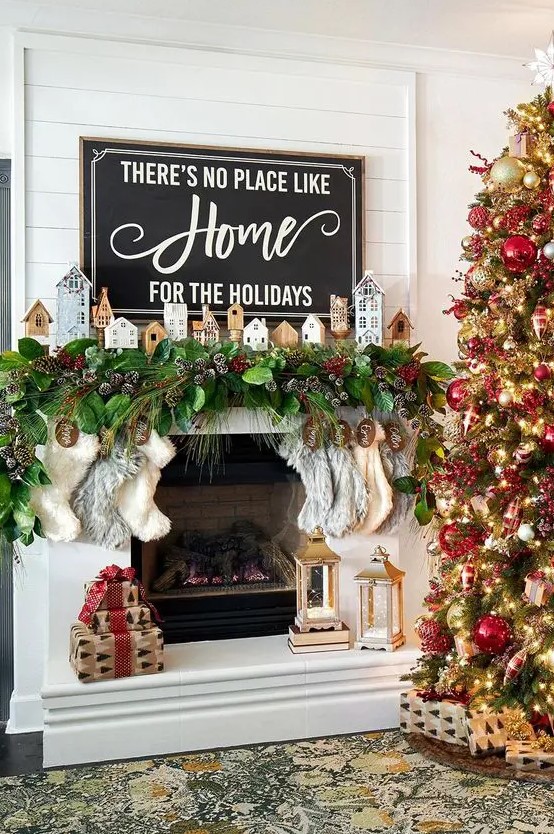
[2,730,554,834]
[407,731,554,784]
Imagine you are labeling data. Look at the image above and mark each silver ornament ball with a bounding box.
[498,390,514,407]
[543,241,554,261]
[516,523,535,542]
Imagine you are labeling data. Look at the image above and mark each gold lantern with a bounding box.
[288,529,349,654]
[354,545,405,652]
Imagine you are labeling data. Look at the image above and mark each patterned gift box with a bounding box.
[69,621,164,683]
[400,690,468,747]
[524,573,552,607]
[509,132,534,158]
[454,635,480,659]
[466,709,508,757]
[505,740,554,772]
[90,604,153,635]
[83,577,140,611]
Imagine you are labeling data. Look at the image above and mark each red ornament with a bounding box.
[550,169,554,196]
[504,205,531,231]
[548,102,554,118]
[416,618,453,656]
[473,614,512,655]
[462,404,480,435]
[542,424,554,453]
[500,235,537,272]
[446,379,468,411]
[504,648,527,683]
[488,292,504,316]
[534,363,552,381]
[532,212,550,234]
[461,561,476,590]
[438,522,460,556]
[502,497,522,537]
[467,206,490,230]
[514,443,533,465]
[532,304,549,340]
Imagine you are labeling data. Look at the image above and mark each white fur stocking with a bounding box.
[29,423,100,542]
[117,431,176,541]
[353,421,394,534]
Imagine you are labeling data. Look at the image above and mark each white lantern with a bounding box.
[354,545,405,651]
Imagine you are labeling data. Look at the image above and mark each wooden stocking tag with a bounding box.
[55,419,79,448]
[333,420,352,447]
[385,421,406,452]
[356,417,376,448]
[303,418,321,450]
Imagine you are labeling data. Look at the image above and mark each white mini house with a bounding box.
[353,271,384,347]
[104,317,138,349]
[243,317,268,350]
[301,314,326,345]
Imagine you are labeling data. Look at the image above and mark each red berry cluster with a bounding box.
[417,619,453,656]
[55,348,86,371]
[229,355,251,374]
[538,189,554,210]
[424,580,446,612]
[467,206,490,230]
[397,360,421,384]
[504,204,531,231]
[519,389,546,416]
[490,465,524,496]
[483,372,500,400]
[536,467,554,537]
[531,252,554,292]
[432,458,480,499]
[322,356,348,376]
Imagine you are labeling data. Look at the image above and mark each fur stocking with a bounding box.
[322,443,369,537]
[117,431,176,541]
[279,435,334,534]
[29,423,100,542]
[71,437,143,550]
[353,421,394,534]
[375,443,413,535]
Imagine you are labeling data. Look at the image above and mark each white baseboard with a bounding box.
[7,692,44,734]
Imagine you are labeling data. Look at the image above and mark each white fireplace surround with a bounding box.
[33,409,420,767]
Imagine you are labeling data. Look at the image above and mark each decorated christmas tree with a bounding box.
[412,40,554,721]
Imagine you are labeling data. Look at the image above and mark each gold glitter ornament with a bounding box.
[446,600,465,630]
[504,713,535,741]
[523,170,541,189]
[489,156,526,190]
[470,264,495,292]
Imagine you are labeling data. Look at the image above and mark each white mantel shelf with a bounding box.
[42,636,419,767]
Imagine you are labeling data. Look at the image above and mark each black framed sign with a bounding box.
[80,138,364,318]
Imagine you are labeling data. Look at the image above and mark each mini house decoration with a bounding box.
[243,317,269,351]
[353,271,384,347]
[387,309,414,346]
[301,314,326,345]
[192,304,219,345]
[288,529,349,654]
[330,295,351,339]
[143,321,168,356]
[22,300,53,344]
[56,265,92,346]
[163,303,188,341]
[271,321,298,348]
[91,287,115,346]
[353,545,405,652]
[227,303,244,343]
[104,317,138,349]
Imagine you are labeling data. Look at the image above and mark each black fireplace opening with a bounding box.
[131,434,303,644]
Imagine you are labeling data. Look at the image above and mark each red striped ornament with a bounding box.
[502,497,522,537]
[504,649,527,684]
[461,561,476,590]
[462,405,481,436]
[532,304,549,340]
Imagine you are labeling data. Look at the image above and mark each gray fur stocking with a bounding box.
[71,438,143,549]
[278,435,334,533]
[375,443,413,534]
[322,443,369,537]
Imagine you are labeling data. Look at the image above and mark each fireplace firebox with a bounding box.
[131,434,304,643]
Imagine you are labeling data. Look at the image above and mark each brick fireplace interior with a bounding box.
[132,434,305,643]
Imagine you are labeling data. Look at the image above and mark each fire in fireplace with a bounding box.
[131,434,304,643]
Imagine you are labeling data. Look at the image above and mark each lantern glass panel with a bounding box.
[306,564,335,620]
[392,582,401,636]
[362,583,389,639]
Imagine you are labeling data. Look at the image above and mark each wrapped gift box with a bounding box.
[454,635,480,659]
[400,690,468,747]
[466,709,508,757]
[509,132,534,158]
[505,740,554,772]
[84,578,140,611]
[90,604,153,635]
[524,573,552,607]
[70,621,164,683]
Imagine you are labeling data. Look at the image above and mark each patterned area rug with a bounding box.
[1,730,553,834]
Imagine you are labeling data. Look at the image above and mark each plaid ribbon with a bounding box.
[78,564,161,626]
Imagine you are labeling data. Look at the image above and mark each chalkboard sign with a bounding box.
[80,138,364,319]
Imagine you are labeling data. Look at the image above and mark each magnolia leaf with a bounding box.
[189,385,205,412]
[393,476,419,494]
[21,461,43,487]
[0,473,11,505]
[152,338,171,363]
[112,349,148,370]
[373,386,394,412]
[414,497,434,526]
[282,392,301,415]
[18,413,47,446]
[30,370,52,391]
[242,365,273,385]
[0,351,28,371]
[18,338,44,361]
[174,399,193,432]
[104,394,131,428]
[64,338,97,358]
[421,361,456,380]
[156,404,173,437]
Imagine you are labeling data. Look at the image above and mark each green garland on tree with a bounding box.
[0,334,453,546]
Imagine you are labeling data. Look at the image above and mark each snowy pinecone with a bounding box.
[216,365,228,375]
[328,373,337,382]
[398,407,410,419]
[124,371,139,385]
[393,395,406,410]
[121,383,135,396]
[14,444,33,467]
[375,366,387,379]
[8,466,24,482]
[5,383,20,397]
[5,417,19,432]
[411,418,422,429]
[175,358,193,371]
[194,358,207,370]
[8,369,21,382]
[0,400,10,414]
[31,355,61,375]
[108,372,124,387]
[194,374,206,385]
[82,370,97,384]
[335,377,343,388]
[325,391,333,401]
[5,457,17,469]
[420,430,431,439]
[0,445,13,459]
[332,398,341,407]
[308,376,321,392]
[164,389,182,408]
[286,350,305,368]
[206,368,216,379]
[213,353,225,364]
[393,377,406,390]
[339,391,349,401]
[378,381,389,392]
[56,376,69,386]
[405,390,417,402]
[98,382,112,396]
[265,380,278,392]
[419,404,433,417]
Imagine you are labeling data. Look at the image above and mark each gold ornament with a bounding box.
[523,170,541,189]
[470,265,495,292]
[503,337,517,351]
[492,215,505,230]
[534,732,554,753]
[489,156,526,190]
[446,600,465,630]
[461,235,474,250]
[504,713,535,741]
[498,389,514,407]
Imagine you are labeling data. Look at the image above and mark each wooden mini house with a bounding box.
[271,321,298,348]
[387,309,414,346]
[91,286,115,346]
[143,321,168,355]
[330,295,351,338]
[227,303,244,343]
[192,305,219,345]
[22,300,53,343]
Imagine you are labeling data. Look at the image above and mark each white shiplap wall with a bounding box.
[20,36,414,334]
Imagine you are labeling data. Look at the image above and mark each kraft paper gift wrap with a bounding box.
[90,604,153,635]
[69,621,164,683]
[83,578,140,611]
